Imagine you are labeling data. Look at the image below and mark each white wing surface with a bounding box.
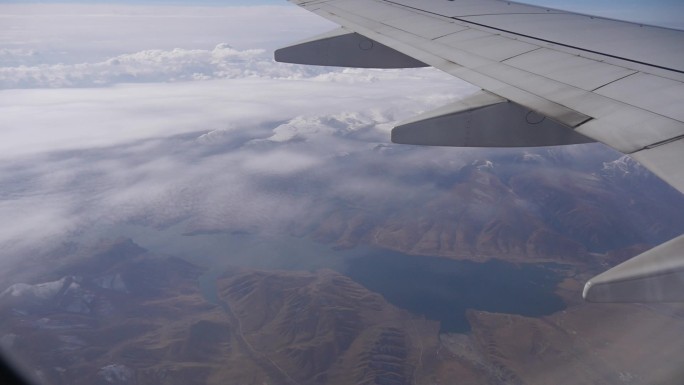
[276,0,684,303]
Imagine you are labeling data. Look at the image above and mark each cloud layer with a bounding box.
[0,44,343,88]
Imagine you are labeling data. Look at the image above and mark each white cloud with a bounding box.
[0,44,335,88]
[0,65,462,158]
[241,150,320,174]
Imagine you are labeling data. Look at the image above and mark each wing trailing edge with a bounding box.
[392,90,594,147]
[274,28,427,68]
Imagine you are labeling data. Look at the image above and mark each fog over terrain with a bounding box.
[1,4,684,385]
[0,4,466,260]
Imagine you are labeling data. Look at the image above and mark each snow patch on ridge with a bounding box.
[1,277,68,300]
[98,364,133,384]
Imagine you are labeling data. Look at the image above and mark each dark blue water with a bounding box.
[345,251,567,333]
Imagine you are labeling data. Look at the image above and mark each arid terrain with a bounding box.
[1,238,683,385]
[0,239,441,385]
[296,153,684,264]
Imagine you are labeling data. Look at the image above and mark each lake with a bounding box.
[345,250,567,333]
[88,224,568,334]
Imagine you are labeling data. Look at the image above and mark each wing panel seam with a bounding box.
[380,0,684,75]
[635,134,684,152]
[590,72,639,92]
[450,16,684,75]
[446,12,565,17]
[498,46,543,62]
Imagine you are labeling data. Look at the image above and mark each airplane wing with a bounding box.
[275,0,684,303]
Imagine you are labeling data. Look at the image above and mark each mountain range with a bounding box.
[2,239,683,384]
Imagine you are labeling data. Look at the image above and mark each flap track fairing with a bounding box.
[392,90,595,148]
[275,28,428,68]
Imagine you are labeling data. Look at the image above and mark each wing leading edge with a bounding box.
[276,0,684,303]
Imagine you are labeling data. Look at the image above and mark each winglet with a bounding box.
[583,234,684,303]
[392,91,594,147]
